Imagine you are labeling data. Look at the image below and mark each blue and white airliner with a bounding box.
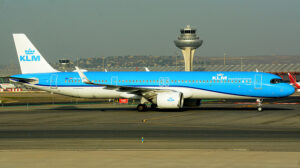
[10,34,295,112]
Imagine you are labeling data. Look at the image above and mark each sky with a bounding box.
[0,0,300,65]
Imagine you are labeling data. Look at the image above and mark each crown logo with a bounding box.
[25,49,35,55]
[167,97,175,102]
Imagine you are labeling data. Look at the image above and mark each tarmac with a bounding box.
[1,94,300,167]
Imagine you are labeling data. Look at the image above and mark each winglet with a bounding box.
[75,66,92,84]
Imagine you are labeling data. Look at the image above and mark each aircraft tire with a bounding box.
[150,104,157,110]
[257,106,263,112]
[137,104,147,112]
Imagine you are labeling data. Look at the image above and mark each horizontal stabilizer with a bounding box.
[9,77,38,84]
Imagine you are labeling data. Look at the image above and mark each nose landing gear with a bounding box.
[256,99,263,112]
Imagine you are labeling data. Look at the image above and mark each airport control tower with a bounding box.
[174,25,203,71]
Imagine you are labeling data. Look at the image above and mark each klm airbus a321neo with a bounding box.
[10,34,295,112]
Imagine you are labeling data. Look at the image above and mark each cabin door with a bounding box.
[254,74,262,89]
[50,74,58,89]
[111,76,118,85]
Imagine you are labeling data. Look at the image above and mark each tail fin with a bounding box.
[288,73,300,89]
[12,34,58,74]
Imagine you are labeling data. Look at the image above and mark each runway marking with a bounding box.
[273,103,300,105]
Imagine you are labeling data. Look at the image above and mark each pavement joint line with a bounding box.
[142,112,195,121]
[0,149,254,152]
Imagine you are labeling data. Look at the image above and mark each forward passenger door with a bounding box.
[254,74,262,89]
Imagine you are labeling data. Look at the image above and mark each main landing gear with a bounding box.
[137,104,157,112]
[137,104,147,112]
[256,99,263,112]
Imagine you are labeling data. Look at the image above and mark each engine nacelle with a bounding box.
[156,92,184,109]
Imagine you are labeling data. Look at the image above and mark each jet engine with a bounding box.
[156,92,184,109]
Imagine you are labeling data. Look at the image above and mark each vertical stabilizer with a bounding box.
[12,34,58,74]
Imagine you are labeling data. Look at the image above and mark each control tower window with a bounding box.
[180,30,184,34]
[191,30,196,34]
[184,30,191,34]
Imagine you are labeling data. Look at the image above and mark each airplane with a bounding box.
[288,73,300,92]
[9,34,295,112]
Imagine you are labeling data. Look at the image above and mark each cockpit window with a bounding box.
[270,78,283,84]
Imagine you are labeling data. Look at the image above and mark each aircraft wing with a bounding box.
[75,67,173,99]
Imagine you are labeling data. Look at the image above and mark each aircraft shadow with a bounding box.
[48,105,294,112]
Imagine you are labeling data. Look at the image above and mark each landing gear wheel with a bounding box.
[137,104,147,112]
[256,99,263,112]
[257,106,263,112]
[150,104,157,110]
